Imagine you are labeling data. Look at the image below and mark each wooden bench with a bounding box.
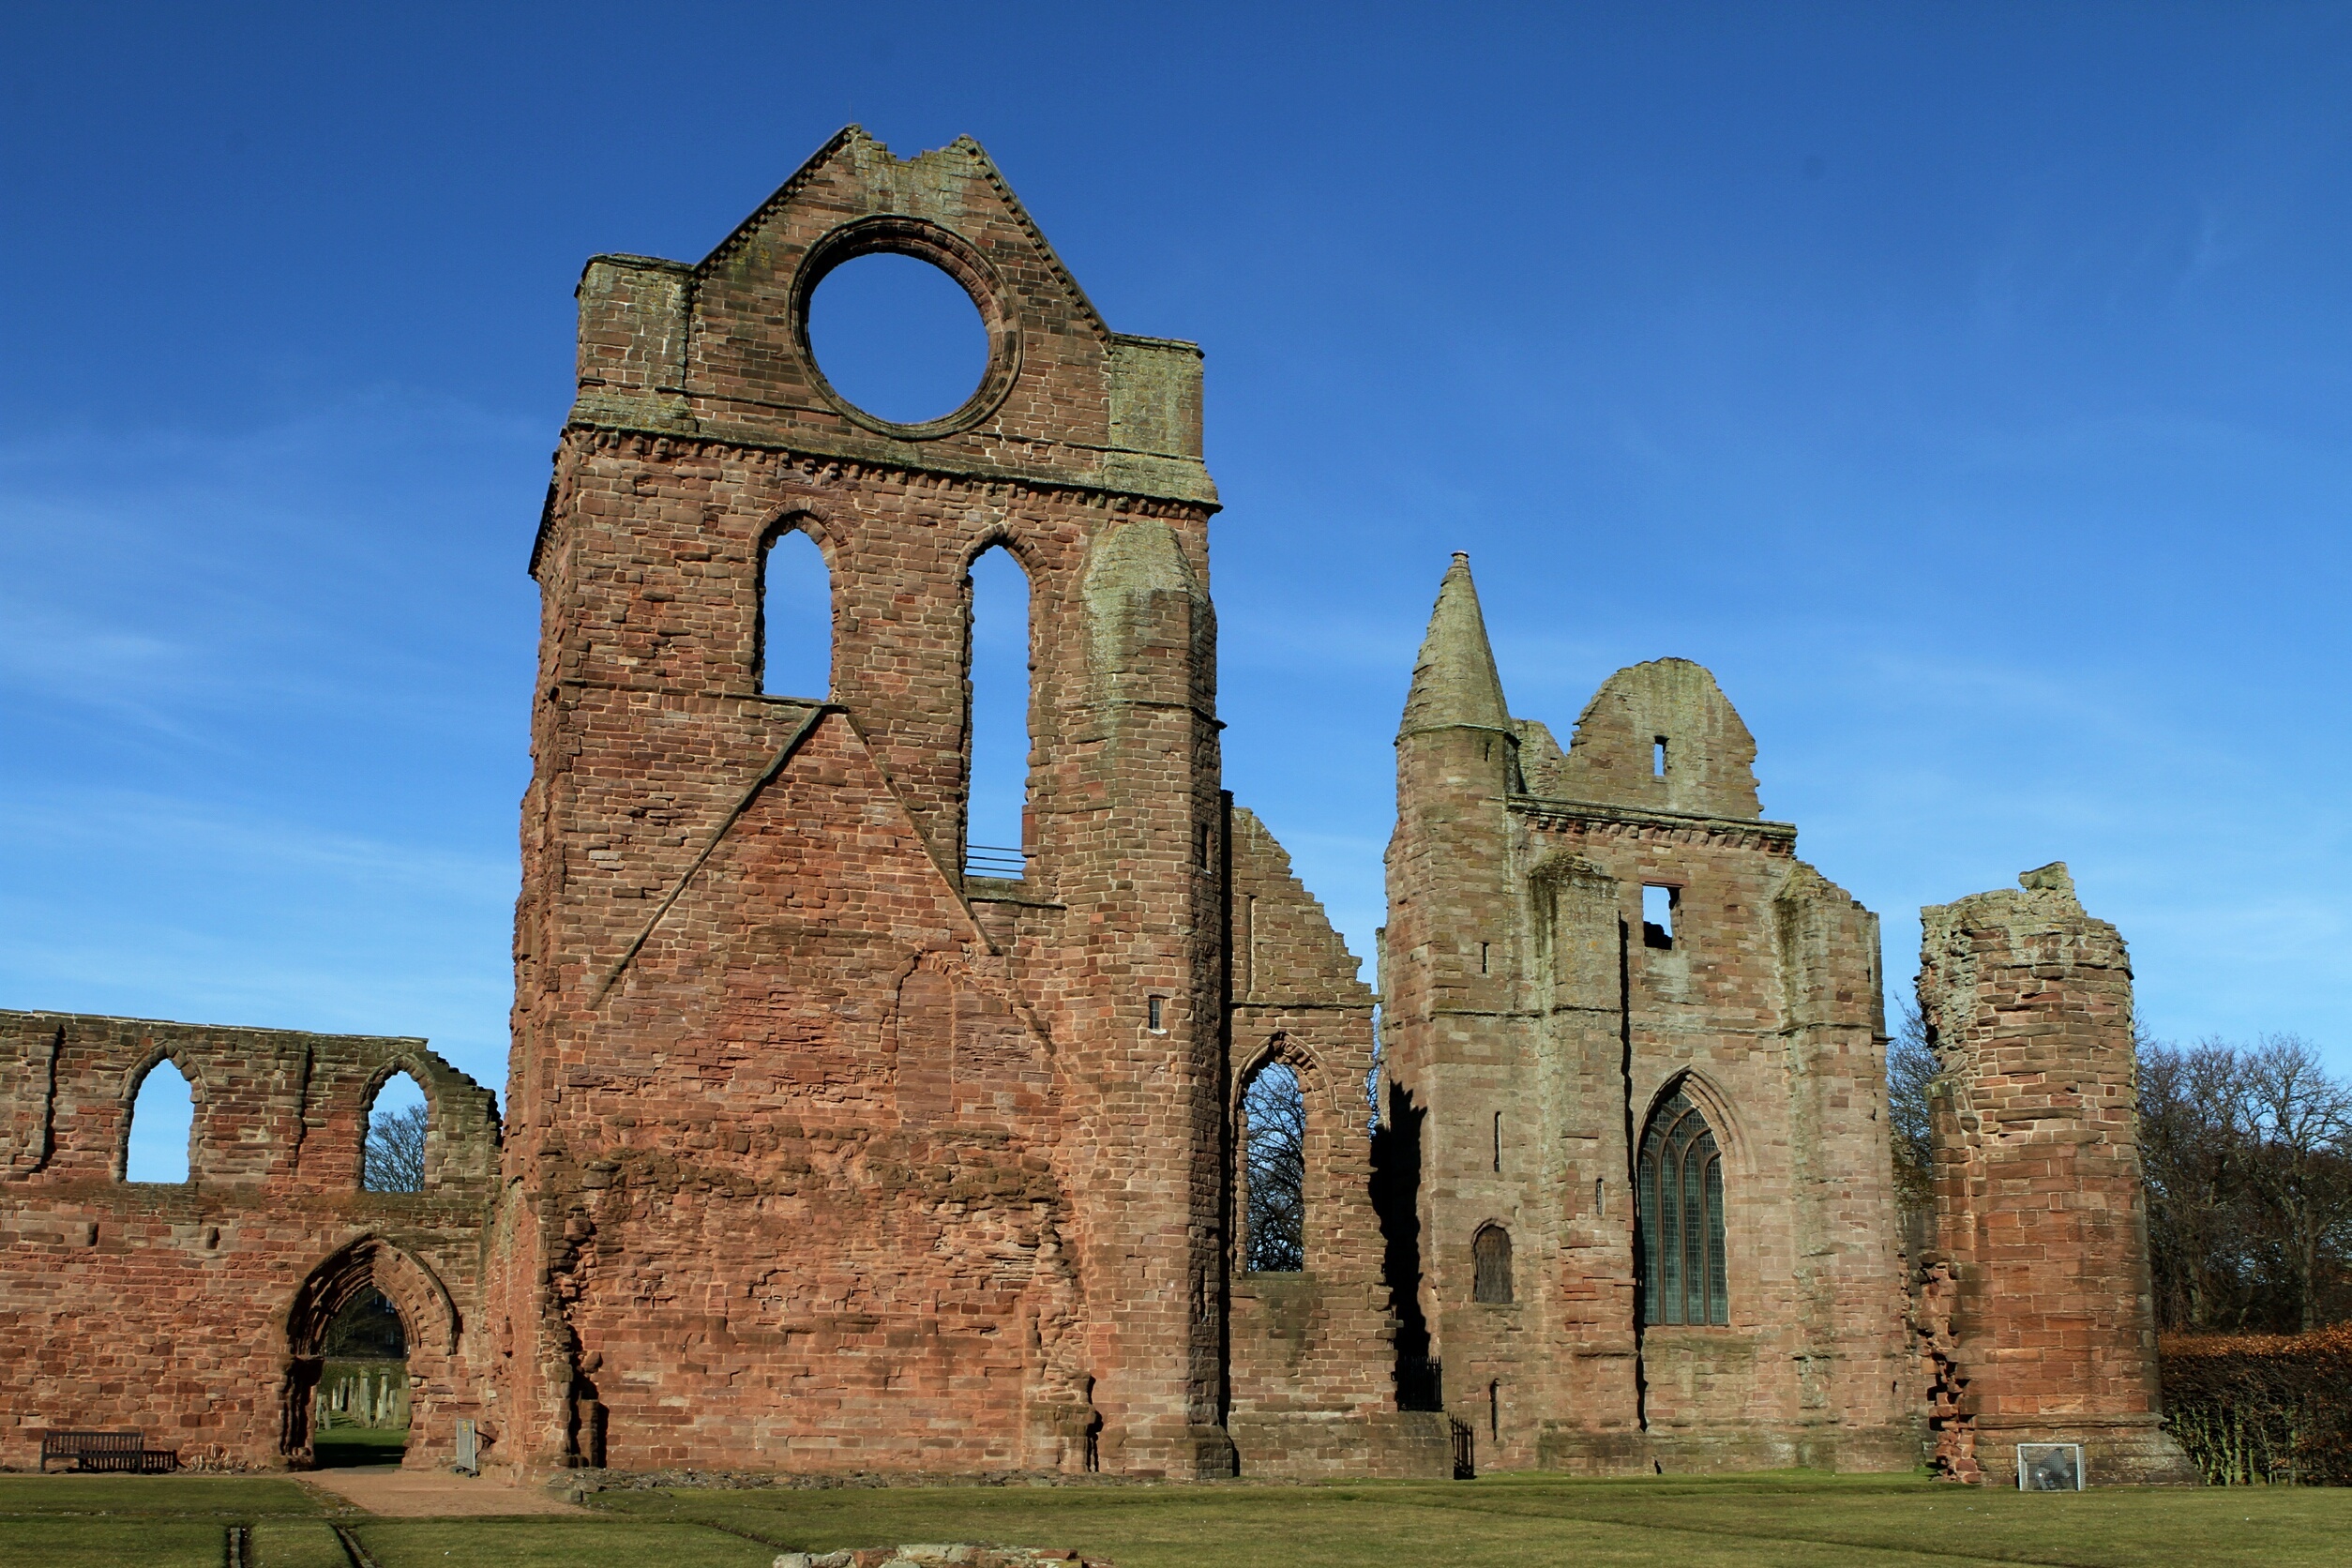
[39,1430,179,1473]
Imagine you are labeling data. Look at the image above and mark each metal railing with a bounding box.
[963,844,1026,880]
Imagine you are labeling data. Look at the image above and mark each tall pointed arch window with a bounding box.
[1242,1059,1306,1273]
[363,1070,430,1193]
[124,1057,196,1184]
[760,525,832,699]
[1638,1085,1728,1325]
[964,544,1031,879]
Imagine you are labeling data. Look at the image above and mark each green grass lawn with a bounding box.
[0,1476,330,1568]
[594,1471,2352,1568]
[249,1521,361,1568]
[0,1470,2346,1567]
[347,1520,774,1567]
[0,1473,328,1516]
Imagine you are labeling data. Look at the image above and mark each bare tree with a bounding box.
[1244,1062,1306,1273]
[2139,1030,2352,1333]
[2140,1035,2259,1331]
[2240,1035,2352,1333]
[365,1103,429,1193]
[1888,1002,1937,1234]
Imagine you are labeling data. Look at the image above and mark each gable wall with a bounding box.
[491,130,1235,1480]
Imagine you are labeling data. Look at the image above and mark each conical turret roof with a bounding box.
[1400,552,1511,736]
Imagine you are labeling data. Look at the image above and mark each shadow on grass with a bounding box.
[312,1425,408,1469]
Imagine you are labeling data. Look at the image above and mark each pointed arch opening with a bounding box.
[760,523,833,699]
[123,1057,195,1184]
[311,1289,410,1468]
[1241,1058,1306,1274]
[964,543,1032,879]
[363,1070,430,1193]
[283,1237,456,1470]
[1638,1082,1729,1326]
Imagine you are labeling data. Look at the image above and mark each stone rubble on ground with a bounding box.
[771,1548,1102,1568]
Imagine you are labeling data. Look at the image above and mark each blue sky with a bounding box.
[7,5,2350,1166]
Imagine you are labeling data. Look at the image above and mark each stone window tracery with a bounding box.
[1639,1085,1728,1325]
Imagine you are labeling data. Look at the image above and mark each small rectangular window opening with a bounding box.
[1147,996,1165,1032]
[1488,1380,1500,1440]
[1195,822,1212,869]
[1642,884,1677,950]
[1478,942,1489,975]
[1652,735,1668,777]
[1492,1111,1502,1174]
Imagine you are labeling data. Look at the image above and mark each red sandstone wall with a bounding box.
[0,1011,497,1470]
[1384,596,1914,1474]
[1919,865,2197,1485]
[1224,809,1442,1478]
[494,130,1233,1479]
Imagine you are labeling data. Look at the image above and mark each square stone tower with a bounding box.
[1380,554,1914,1472]
[490,129,1233,1478]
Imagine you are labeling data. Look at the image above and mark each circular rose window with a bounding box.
[792,218,1021,440]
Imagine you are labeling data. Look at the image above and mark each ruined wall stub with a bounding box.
[0,1010,498,1470]
[493,128,1237,1479]
[1223,807,1450,1477]
[1380,553,1914,1474]
[1918,866,2198,1485]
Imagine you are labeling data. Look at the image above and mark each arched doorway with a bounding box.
[282,1237,452,1469]
[311,1290,409,1466]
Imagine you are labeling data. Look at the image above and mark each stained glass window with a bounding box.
[1638,1086,1728,1325]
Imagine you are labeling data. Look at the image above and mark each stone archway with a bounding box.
[281,1236,456,1469]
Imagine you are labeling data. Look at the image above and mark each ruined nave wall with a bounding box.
[0,1010,497,1470]
[1224,807,1448,1478]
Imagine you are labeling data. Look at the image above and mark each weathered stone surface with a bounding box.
[490,126,1238,1482]
[1918,865,2199,1485]
[0,1010,497,1470]
[1381,554,1914,1474]
[0,129,2194,1488]
[1225,808,1450,1476]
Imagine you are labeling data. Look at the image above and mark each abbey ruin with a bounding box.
[0,130,2194,1487]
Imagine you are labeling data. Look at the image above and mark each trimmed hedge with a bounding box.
[2162,1327,2352,1485]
